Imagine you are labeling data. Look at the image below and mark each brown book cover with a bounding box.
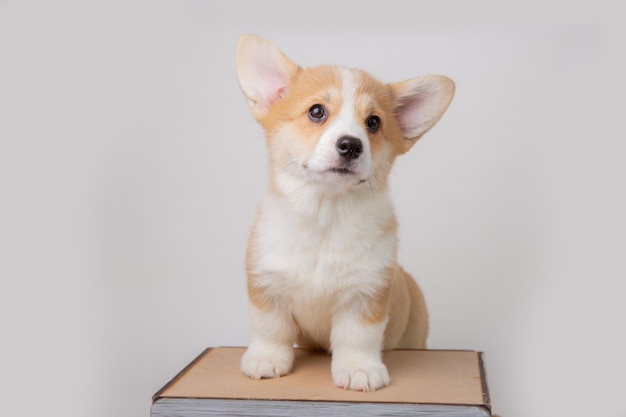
[152,347,492,416]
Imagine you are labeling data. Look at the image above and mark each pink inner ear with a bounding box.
[396,95,425,137]
[256,59,289,107]
[276,86,288,100]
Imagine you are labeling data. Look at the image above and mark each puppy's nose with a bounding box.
[336,136,363,160]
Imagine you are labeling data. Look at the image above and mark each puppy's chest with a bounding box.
[252,196,397,294]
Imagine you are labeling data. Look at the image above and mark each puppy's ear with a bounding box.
[236,34,300,121]
[389,75,455,152]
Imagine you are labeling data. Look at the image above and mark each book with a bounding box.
[152,347,492,417]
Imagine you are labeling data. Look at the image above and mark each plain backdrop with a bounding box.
[1,1,625,416]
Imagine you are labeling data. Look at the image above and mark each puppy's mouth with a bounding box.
[328,167,356,176]
[300,164,368,185]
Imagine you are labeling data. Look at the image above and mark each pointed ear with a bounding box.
[235,34,301,121]
[390,75,455,152]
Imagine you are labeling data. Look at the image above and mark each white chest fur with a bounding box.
[250,186,397,306]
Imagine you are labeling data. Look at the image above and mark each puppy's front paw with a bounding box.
[332,359,390,391]
[241,344,294,379]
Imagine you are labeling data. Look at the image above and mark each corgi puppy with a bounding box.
[235,34,454,391]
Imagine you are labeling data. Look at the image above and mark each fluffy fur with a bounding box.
[235,34,455,391]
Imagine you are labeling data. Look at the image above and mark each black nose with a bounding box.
[336,136,363,160]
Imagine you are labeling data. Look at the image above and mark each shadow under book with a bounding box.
[152,347,492,417]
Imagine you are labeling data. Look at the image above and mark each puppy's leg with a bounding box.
[330,305,390,391]
[395,269,429,349]
[241,304,297,379]
[386,268,429,349]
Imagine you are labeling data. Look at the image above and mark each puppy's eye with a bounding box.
[366,115,381,133]
[308,104,327,122]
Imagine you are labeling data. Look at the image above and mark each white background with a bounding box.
[1,1,625,416]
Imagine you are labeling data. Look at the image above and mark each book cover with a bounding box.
[152,347,491,417]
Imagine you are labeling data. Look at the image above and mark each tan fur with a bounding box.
[360,267,394,325]
[391,268,429,349]
[245,226,270,311]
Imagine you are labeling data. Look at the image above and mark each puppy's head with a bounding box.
[235,34,455,194]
